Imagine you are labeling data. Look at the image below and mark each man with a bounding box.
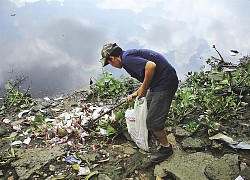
[100,43,179,163]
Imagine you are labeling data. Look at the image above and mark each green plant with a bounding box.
[168,55,248,133]
[0,146,16,166]
[0,76,33,114]
[89,71,139,102]
[87,72,139,138]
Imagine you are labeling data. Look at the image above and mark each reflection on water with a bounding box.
[1,0,249,99]
[0,63,98,99]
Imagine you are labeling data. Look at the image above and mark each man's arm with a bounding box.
[126,61,156,102]
[137,61,156,97]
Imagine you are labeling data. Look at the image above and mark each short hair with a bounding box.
[110,47,122,57]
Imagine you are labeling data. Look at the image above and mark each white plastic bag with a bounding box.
[125,97,149,151]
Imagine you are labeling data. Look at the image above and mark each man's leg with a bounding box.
[146,89,176,163]
[150,129,173,163]
[153,130,170,147]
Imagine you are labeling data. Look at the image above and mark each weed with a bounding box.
[0,75,33,114]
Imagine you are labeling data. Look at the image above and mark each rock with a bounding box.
[0,125,7,137]
[32,105,44,112]
[123,146,137,155]
[154,152,214,179]
[11,145,66,180]
[175,127,192,137]
[49,164,56,171]
[80,152,99,162]
[204,154,239,180]
[238,165,250,180]
[167,133,177,145]
[70,102,78,107]
[11,119,24,126]
[41,101,52,108]
[211,140,223,152]
[155,152,239,180]
[181,137,205,151]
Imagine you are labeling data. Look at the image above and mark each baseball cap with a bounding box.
[100,43,119,67]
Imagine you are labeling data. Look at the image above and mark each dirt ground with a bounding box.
[0,90,249,180]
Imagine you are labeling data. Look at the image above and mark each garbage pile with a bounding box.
[0,91,131,179]
[2,96,117,149]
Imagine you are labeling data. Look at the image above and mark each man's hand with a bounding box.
[137,86,147,98]
[126,91,138,102]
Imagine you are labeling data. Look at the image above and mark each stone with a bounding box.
[204,154,239,180]
[0,126,7,137]
[11,119,24,126]
[154,152,214,179]
[11,145,65,180]
[80,152,99,162]
[238,165,250,180]
[123,146,137,155]
[32,105,44,112]
[175,127,192,137]
[181,137,205,151]
[167,133,177,145]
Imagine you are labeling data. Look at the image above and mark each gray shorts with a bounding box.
[146,88,177,131]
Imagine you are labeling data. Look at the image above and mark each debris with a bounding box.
[11,119,24,126]
[235,176,244,180]
[99,128,107,135]
[3,118,11,124]
[209,133,250,149]
[43,97,50,101]
[78,166,91,176]
[228,50,239,56]
[92,144,97,150]
[209,133,235,144]
[12,125,22,132]
[97,158,109,163]
[44,118,55,122]
[49,164,56,171]
[223,67,237,72]
[11,140,22,146]
[23,137,31,145]
[235,142,250,150]
[18,110,30,118]
[72,163,80,170]
[66,155,82,164]
[238,165,250,180]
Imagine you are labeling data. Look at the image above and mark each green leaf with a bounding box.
[220,79,229,85]
[34,114,44,122]
[241,102,248,106]
[10,147,15,157]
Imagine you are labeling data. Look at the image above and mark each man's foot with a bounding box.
[150,144,173,163]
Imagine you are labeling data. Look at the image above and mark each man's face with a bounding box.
[108,56,122,69]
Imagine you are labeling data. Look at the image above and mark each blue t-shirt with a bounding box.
[121,49,178,91]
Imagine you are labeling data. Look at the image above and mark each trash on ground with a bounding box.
[3,118,11,124]
[66,155,82,164]
[209,133,250,150]
[18,110,30,118]
[78,166,91,176]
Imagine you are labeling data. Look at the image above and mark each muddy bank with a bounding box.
[0,89,250,180]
